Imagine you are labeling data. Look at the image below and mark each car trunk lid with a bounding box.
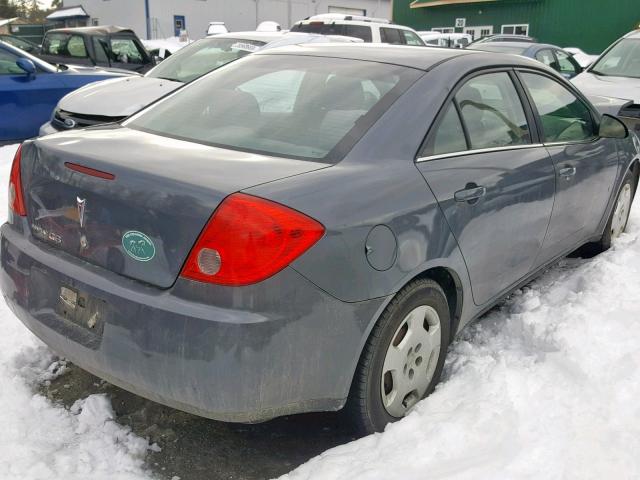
[22,127,328,288]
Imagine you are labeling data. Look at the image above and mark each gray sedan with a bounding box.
[2,44,637,434]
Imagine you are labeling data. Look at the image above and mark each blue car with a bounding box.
[0,41,128,144]
[468,41,584,79]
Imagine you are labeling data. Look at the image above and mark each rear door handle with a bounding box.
[455,185,487,203]
[559,166,577,179]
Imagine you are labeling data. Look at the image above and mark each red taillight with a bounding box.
[9,144,26,217]
[181,193,324,286]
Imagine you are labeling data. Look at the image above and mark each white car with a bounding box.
[572,30,640,133]
[291,13,425,46]
[206,22,229,36]
[564,47,599,68]
[418,31,472,48]
[39,32,361,136]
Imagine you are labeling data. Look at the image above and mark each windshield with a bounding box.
[590,38,640,78]
[148,37,266,83]
[128,54,419,162]
[467,44,528,55]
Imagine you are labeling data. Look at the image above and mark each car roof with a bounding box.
[255,43,489,70]
[294,17,412,29]
[479,41,560,49]
[207,31,285,42]
[624,30,640,39]
[46,25,135,36]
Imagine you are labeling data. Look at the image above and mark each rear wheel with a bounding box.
[345,278,450,435]
[593,170,636,253]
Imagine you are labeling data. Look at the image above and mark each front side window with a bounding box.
[590,38,640,78]
[149,37,266,83]
[401,30,424,46]
[520,72,596,143]
[456,72,531,149]
[535,49,556,69]
[555,50,580,77]
[0,48,21,74]
[128,55,418,161]
[110,37,145,64]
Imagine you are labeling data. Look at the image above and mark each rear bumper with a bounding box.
[1,223,385,422]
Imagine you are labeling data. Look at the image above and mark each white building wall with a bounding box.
[65,0,391,40]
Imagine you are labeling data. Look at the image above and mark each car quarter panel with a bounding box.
[247,64,474,331]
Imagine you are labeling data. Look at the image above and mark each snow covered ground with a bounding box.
[1,142,640,480]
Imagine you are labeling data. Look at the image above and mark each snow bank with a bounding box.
[283,191,640,478]
[0,145,155,480]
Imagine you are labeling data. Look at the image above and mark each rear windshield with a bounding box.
[291,23,373,42]
[467,44,528,55]
[128,54,419,162]
[149,37,266,83]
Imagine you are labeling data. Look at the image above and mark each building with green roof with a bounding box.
[393,0,640,53]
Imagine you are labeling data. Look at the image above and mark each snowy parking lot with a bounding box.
[1,142,640,480]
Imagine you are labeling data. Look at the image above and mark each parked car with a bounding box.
[419,31,471,48]
[291,13,425,45]
[468,42,583,78]
[564,47,599,68]
[39,31,361,136]
[469,34,537,45]
[206,22,229,36]
[0,34,40,54]
[0,41,128,143]
[4,44,636,435]
[39,26,155,73]
[572,30,640,133]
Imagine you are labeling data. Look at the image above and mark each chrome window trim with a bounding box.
[416,143,544,163]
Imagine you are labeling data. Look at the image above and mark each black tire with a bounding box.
[591,170,637,254]
[345,278,451,435]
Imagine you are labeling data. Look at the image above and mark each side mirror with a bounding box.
[16,57,37,76]
[599,114,629,139]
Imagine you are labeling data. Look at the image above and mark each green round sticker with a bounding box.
[122,231,156,262]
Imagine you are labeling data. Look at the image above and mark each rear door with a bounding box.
[518,70,619,262]
[416,70,555,306]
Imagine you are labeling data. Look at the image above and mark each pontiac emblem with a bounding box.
[77,197,86,228]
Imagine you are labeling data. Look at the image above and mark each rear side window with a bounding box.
[344,25,373,42]
[380,28,404,45]
[43,33,87,58]
[426,104,467,156]
[520,72,596,143]
[456,72,531,149]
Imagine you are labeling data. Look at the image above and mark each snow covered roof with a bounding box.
[46,6,89,20]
